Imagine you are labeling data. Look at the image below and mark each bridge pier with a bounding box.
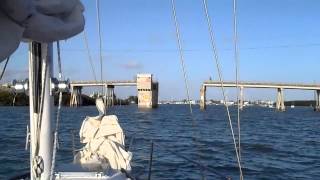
[137,74,158,108]
[315,90,320,111]
[70,86,82,107]
[200,85,206,110]
[276,88,285,111]
[105,85,115,107]
[239,86,244,110]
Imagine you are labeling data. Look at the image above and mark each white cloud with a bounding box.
[119,61,143,70]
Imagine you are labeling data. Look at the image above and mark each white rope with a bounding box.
[233,0,242,162]
[201,0,243,179]
[83,30,97,81]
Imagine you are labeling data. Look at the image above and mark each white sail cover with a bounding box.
[74,115,132,172]
[0,0,85,61]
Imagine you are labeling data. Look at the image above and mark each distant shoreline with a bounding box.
[0,88,316,107]
[0,88,138,106]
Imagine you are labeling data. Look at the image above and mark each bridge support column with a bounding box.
[200,85,206,110]
[276,88,285,111]
[105,85,115,107]
[239,86,244,110]
[315,90,320,111]
[70,86,82,107]
[137,74,158,108]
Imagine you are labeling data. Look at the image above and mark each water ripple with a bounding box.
[0,105,319,179]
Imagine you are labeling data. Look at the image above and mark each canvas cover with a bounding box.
[74,115,132,172]
[0,0,85,61]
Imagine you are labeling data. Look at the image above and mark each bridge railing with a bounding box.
[70,80,137,84]
[203,80,320,87]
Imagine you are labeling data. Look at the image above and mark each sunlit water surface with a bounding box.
[0,105,319,179]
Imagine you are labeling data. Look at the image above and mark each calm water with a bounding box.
[0,105,319,179]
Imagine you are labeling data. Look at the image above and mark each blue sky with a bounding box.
[4,0,320,101]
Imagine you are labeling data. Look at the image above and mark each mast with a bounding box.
[29,42,53,180]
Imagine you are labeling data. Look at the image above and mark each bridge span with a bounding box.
[200,81,320,111]
[69,74,158,108]
[70,80,137,87]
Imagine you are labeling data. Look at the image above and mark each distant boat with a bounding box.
[291,104,295,108]
[268,104,274,108]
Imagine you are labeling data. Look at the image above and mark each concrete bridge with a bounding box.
[70,74,158,108]
[70,80,137,87]
[200,81,320,111]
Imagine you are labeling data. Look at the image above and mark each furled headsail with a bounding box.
[0,0,85,61]
[74,114,132,172]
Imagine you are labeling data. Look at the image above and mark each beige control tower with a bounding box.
[137,74,158,108]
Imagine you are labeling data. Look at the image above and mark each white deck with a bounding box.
[54,163,129,180]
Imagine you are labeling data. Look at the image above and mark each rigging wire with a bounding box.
[170,0,206,178]
[0,57,10,80]
[170,0,194,118]
[57,41,62,79]
[12,92,17,106]
[201,0,243,179]
[83,30,98,81]
[59,42,320,53]
[233,0,242,161]
[96,0,104,93]
[128,133,229,179]
[50,41,64,180]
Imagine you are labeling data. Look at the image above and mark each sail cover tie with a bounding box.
[0,0,85,61]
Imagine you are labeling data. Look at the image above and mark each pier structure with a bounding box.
[105,85,115,107]
[316,90,320,111]
[69,86,82,107]
[137,74,158,108]
[200,85,206,110]
[200,81,320,111]
[276,88,285,111]
[69,74,158,108]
